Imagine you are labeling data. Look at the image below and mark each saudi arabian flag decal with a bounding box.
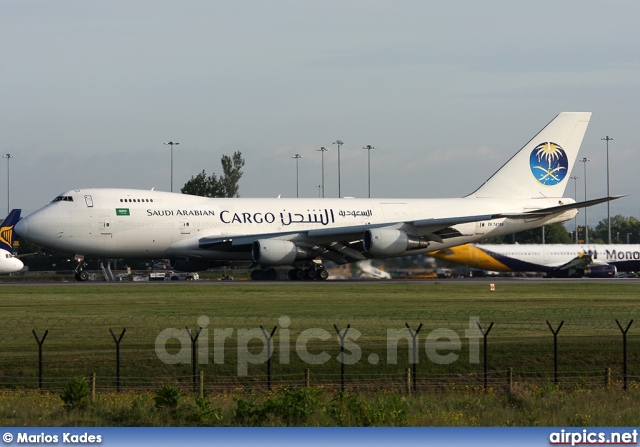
[116,208,130,216]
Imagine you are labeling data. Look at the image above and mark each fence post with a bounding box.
[405,322,423,392]
[406,368,412,396]
[605,367,611,388]
[615,319,633,391]
[186,326,202,393]
[508,367,513,395]
[334,324,351,392]
[260,325,278,391]
[109,328,126,392]
[199,370,204,399]
[476,322,494,392]
[92,372,96,401]
[305,368,311,388]
[546,320,564,386]
[32,330,49,390]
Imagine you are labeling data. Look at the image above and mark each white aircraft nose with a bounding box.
[14,218,28,238]
[13,258,24,271]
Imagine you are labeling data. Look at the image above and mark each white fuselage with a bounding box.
[16,188,576,262]
[476,243,640,271]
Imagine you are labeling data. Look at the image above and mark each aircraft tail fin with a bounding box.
[468,112,591,199]
[0,209,21,253]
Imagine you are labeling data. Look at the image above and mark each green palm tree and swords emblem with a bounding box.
[530,142,568,185]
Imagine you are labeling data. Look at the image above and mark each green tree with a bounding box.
[220,151,245,198]
[181,151,245,198]
[481,222,572,244]
[593,215,640,244]
[181,170,224,197]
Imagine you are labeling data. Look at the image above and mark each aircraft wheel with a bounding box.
[250,270,263,280]
[304,269,317,280]
[266,269,278,281]
[76,271,89,282]
[318,269,329,280]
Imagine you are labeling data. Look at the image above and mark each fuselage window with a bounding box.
[51,196,74,203]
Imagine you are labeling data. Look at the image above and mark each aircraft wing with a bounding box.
[196,197,618,265]
[556,253,594,271]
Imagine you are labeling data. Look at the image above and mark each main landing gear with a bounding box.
[288,265,329,281]
[250,264,329,281]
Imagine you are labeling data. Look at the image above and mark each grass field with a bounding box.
[0,280,638,426]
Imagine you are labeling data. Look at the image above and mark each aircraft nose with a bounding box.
[14,218,28,238]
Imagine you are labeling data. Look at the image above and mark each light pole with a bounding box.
[3,154,14,215]
[580,157,591,243]
[333,140,344,198]
[317,147,329,198]
[571,175,580,243]
[362,145,375,198]
[291,154,303,198]
[602,136,614,244]
[164,141,180,192]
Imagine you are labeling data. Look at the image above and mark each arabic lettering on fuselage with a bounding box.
[338,209,373,218]
[145,207,374,227]
[280,209,335,226]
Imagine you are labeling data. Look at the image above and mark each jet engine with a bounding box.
[251,239,312,266]
[363,229,430,256]
[583,264,617,278]
[168,259,212,272]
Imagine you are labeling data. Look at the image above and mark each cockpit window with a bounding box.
[51,196,74,203]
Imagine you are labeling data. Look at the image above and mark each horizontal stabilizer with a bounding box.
[497,196,623,219]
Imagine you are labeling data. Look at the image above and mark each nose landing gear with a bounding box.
[74,256,89,281]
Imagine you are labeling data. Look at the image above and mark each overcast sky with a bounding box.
[1,1,639,229]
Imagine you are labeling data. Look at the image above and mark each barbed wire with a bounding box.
[0,307,637,341]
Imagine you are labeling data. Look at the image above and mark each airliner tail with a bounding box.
[468,112,591,199]
[0,209,21,253]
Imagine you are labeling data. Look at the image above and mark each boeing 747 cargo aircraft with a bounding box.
[15,112,619,280]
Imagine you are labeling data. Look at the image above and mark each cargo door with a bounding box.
[180,218,191,234]
[99,215,111,235]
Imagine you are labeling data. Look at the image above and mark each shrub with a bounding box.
[60,376,90,410]
[185,397,223,425]
[154,384,181,410]
[233,388,322,426]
